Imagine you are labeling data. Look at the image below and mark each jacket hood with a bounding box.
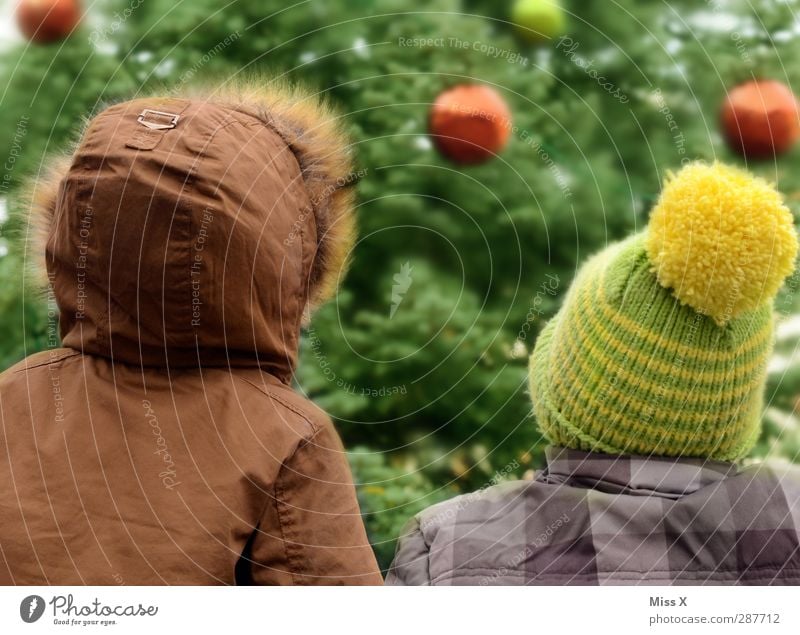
[25,80,356,380]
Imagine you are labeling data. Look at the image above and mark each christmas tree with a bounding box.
[1,0,799,568]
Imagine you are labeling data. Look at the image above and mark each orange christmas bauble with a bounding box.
[16,0,81,44]
[721,79,800,158]
[429,84,512,165]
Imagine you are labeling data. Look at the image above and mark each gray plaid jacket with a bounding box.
[386,447,800,585]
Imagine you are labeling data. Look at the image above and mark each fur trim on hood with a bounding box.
[25,77,357,311]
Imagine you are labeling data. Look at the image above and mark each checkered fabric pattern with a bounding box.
[386,447,800,585]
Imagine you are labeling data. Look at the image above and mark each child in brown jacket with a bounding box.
[0,80,381,585]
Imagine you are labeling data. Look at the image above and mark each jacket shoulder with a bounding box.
[415,480,529,534]
[743,460,800,502]
[232,370,332,442]
[0,349,80,383]
[388,480,531,585]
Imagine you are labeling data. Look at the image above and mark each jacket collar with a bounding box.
[536,446,740,499]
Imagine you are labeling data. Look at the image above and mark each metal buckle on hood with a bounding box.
[137,109,180,130]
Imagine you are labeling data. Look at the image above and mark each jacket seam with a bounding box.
[13,350,81,373]
[410,520,433,585]
[429,565,800,585]
[274,427,324,585]
[430,563,800,575]
[431,570,800,583]
[177,117,241,338]
[273,467,294,584]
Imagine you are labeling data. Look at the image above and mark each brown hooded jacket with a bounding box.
[0,81,382,585]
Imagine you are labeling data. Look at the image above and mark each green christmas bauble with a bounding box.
[511,0,565,44]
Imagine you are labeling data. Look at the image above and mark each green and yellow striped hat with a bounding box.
[530,162,798,460]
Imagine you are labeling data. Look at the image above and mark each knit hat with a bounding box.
[529,162,798,460]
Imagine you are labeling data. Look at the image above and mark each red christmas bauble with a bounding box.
[429,84,512,165]
[721,80,800,158]
[16,0,81,44]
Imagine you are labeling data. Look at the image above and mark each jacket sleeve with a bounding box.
[384,516,432,585]
[246,420,383,585]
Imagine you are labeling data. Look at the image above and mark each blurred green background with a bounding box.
[1,0,800,569]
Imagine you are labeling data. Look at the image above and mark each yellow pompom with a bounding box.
[647,162,798,325]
